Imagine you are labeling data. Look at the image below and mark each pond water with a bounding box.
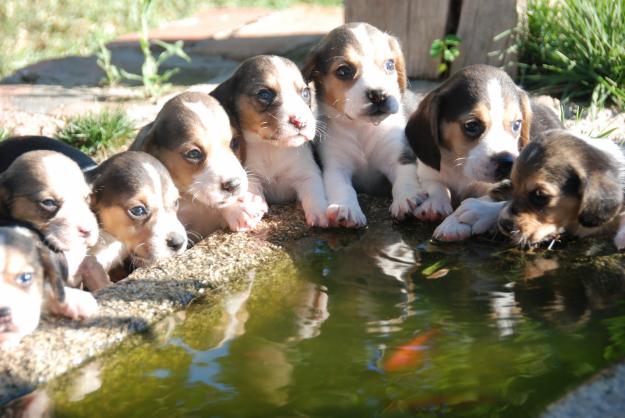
[26,221,625,416]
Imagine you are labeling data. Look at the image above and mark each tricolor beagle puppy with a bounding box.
[132,91,255,236]
[0,145,99,288]
[86,150,188,273]
[211,55,328,227]
[497,129,625,249]
[303,22,422,228]
[0,224,98,348]
[404,65,562,240]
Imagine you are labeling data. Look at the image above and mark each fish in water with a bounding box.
[383,329,438,372]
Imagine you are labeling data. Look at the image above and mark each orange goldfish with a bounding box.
[383,329,438,372]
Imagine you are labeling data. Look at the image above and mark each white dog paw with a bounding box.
[304,205,329,228]
[415,196,453,222]
[58,288,99,320]
[433,214,472,241]
[390,193,427,220]
[222,192,268,232]
[433,198,504,241]
[327,203,366,228]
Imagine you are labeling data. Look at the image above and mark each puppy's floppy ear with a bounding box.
[518,88,532,149]
[38,245,67,304]
[0,174,10,218]
[131,122,155,152]
[302,44,321,84]
[210,76,240,130]
[578,173,623,228]
[405,92,441,171]
[388,35,407,93]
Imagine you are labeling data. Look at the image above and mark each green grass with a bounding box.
[0,0,341,78]
[515,0,625,109]
[56,109,135,159]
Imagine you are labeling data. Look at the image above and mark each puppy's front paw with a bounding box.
[327,203,366,228]
[304,205,329,228]
[56,288,99,320]
[390,193,427,220]
[415,196,453,222]
[433,214,472,241]
[222,192,268,232]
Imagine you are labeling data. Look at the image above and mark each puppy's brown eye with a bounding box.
[301,87,311,101]
[384,59,395,72]
[529,189,550,208]
[512,119,522,133]
[462,120,485,139]
[40,198,59,212]
[184,148,203,162]
[16,272,33,287]
[128,205,149,220]
[335,64,356,80]
[256,89,276,104]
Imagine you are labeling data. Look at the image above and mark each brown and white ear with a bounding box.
[578,174,623,228]
[302,43,321,84]
[404,92,441,171]
[388,35,407,93]
[39,246,67,304]
[130,122,155,152]
[518,88,532,149]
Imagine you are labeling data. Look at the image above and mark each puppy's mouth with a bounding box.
[364,97,400,119]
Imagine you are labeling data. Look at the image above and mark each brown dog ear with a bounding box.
[578,173,623,228]
[0,175,10,218]
[388,35,407,93]
[210,76,240,131]
[302,44,321,84]
[131,122,155,152]
[518,88,532,149]
[405,92,441,171]
[39,246,67,304]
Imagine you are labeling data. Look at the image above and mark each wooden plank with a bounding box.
[451,0,527,75]
[345,0,451,79]
[406,1,452,79]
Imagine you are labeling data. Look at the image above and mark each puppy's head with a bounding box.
[211,55,316,148]
[88,151,187,267]
[0,150,99,254]
[498,130,624,246]
[406,64,532,180]
[303,22,406,124]
[133,92,248,208]
[0,225,66,348]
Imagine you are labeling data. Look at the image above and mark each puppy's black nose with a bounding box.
[498,218,515,235]
[221,178,241,194]
[0,307,10,318]
[494,152,515,180]
[167,234,186,252]
[367,89,387,105]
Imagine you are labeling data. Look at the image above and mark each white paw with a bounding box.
[390,193,427,220]
[222,192,268,232]
[58,288,99,320]
[327,203,366,228]
[304,205,329,228]
[415,196,453,222]
[433,214,472,241]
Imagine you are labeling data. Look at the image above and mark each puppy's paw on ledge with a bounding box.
[389,193,426,220]
[327,203,367,228]
[415,197,453,223]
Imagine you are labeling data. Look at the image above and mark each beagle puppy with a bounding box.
[86,151,188,273]
[131,91,256,236]
[497,129,625,249]
[0,148,99,288]
[0,224,98,348]
[211,55,328,227]
[303,22,421,228]
[404,65,562,241]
